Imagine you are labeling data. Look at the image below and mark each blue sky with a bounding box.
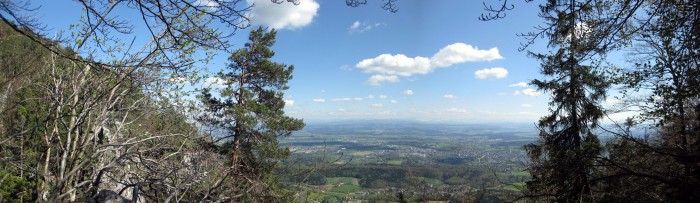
[35,0,559,123]
[269,0,550,123]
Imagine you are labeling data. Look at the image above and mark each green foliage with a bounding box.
[0,19,206,202]
[524,0,612,201]
[0,20,55,202]
[518,0,700,202]
[600,1,700,201]
[0,169,35,202]
[199,26,304,201]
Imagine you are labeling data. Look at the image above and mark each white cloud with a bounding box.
[284,99,295,106]
[447,108,469,114]
[367,74,400,86]
[509,82,528,87]
[312,98,326,102]
[355,43,502,80]
[403,90,414,95]
[604,98,622,106]
[367,95,375,99]
[371,103,383,107]
[521,104,533,108]
[349,20,384,33]
[444,94,457,99]
[350,21,360,30]
[430,43,503,68]
[247,0,319,30]
[357,54,432,77]
[475,67,508,79]
[331,97,364,102]
[203,77,227,88]
[338,108,346,112]
[195,0,219,9]
[379,95,388,99]
[390,99,398,104]
[522,88,541,96]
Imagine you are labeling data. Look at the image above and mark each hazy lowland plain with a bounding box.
[278,121,537,202]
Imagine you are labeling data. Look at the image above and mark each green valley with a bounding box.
[278,121,535,202]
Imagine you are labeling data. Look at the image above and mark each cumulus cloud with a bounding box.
[474,67,508,79]
[338,108,346,112]
[349,20,384,33]
[332,97,364,102]
[203,77,227,88]
[371,103,383,107]
[247,0,319,30]
[284,99,295,106]
[390,99,398,104]
[357,54,432,76]
[509,82,528,87]
[367,95,375,99]
[521,104,533,108]
[312,98,326,102]
[430,43,503,68]
[379,95,388,99]
[522,88,541,96]
[355,43,503,83]
[367,74,400,86]
[403,90,414,95]
[444,94,457,99]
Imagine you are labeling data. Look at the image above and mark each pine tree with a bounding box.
[524,0,609,201]
[199,27,304,202]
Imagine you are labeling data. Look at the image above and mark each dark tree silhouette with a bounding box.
[345,0,399,12]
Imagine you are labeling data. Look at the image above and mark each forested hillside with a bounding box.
[1,18,210,202]
[0,13,299,202]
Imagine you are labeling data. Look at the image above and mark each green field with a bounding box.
[351,151,373,156]
[511,170,530,176]
[325,177,361,194]
[502,182,526,191]
[386,159,403,165]
[329,184,361,193]
[326,177,359,185]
